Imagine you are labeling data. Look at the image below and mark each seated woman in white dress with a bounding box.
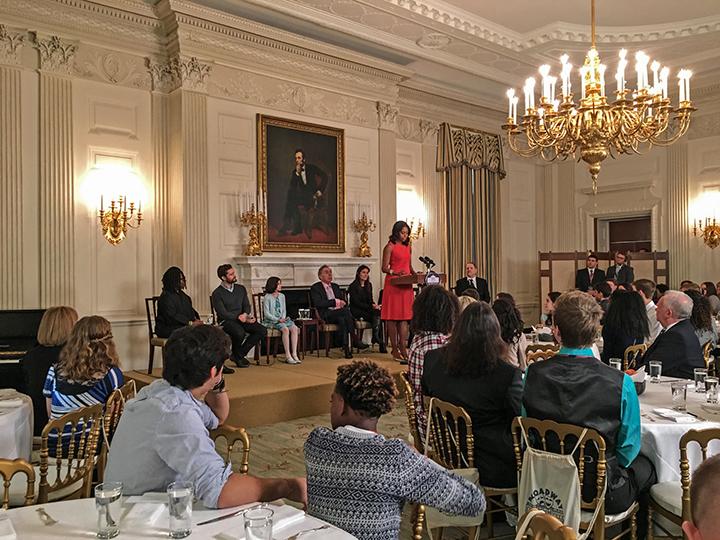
[262,277,301,364]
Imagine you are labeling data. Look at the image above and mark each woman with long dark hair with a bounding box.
[601,290,649,364]
[348,265,386,353]
[685,289,718,347]
[492,298,527,370]
[156,267,202,338]
[380,221,415,362]
[542,291,562,326]
[422,302,522,488]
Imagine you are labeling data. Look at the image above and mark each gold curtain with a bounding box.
[436,123,505,296]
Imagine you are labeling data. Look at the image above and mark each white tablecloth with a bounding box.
[0,389,33,461]
[4,498,355,539]
[639,377,720,482]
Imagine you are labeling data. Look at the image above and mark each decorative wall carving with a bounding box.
[688,112,720,140]
[33,33,77,75]
[73,48,150,90]
[377,102,399,131]
[0,25,25,66]
[147,56,213,93]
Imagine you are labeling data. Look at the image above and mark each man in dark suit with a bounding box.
[310,265,366,359]
[575,253,606,292]
[606,251,635,285]
[281,149,329,238]
[642,291,704,379]
[454,262,490,302]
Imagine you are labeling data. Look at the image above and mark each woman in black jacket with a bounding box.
[155,267,202,338]
[422,302,522,488]
[348,265,386,353]
[601,290,649,365]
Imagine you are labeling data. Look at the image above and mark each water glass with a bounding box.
[706,376,719,404]
[244,508,274,540]
[609,358,623,371]
[694,368,708,393]
[649,361,663,383]
[671,381,688,411]
[95,482,122,539]
[167,481,193,539]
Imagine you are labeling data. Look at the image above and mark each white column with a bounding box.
[35,34,77,306]
[667,143,690,286]
[377,102,398,256]
[0,26,25,308]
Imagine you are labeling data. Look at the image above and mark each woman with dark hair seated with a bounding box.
[492,298,527,370]
[422,302,522,488]
[685,290,719,347]
[348,265,386,353]
[601,290,649,365]
[407,285,460,430]
[156,266,202,338]
[542,291,562,326]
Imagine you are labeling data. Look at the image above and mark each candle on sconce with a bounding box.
[598,65,606,97]
[651,61,660,94]
[506,88,515,120]
[616,49,627,94]
[635,51,649,90]
[511,96,519,123]
[539,65,551,101]
[100,194,104,213]
[660,67,669,99]
[579,66,588,99]
[678,71,686,102]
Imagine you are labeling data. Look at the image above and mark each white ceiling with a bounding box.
[193,0,720,111]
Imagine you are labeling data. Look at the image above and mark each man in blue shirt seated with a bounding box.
[104,325,306,508]
[523,290,656,539]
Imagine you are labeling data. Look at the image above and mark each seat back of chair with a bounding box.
[623,343,647,371]
[702,341,715,376]
[399,372,424,453]
[679,428,720,523]
[511,417,607,518]
[210,425,251,474]
[518,509,578,540]
[526,349,558,365]
[209,295,218,324]
[252,293,265,322]
[424,396,474,469]
[526,343,560,355]
[144,297,160,339]
[97,380,137,482]
[0,458,35,509]
[39,403,104,503]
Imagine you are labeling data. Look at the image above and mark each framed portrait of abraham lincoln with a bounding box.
[257,115,345,253]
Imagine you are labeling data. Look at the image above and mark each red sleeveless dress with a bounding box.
[381,242,414,321]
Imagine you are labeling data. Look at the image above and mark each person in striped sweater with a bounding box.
[304,360,485,540]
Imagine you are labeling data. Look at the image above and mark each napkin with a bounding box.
[0,399,23,408]
[652,408,698,423]
[124,502,166,526]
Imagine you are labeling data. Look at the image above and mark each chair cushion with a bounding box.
[150,337,167,347]
[7,463,85,507]
[581,501,638,525]
[266,329,282,337]
[650,481,682,517]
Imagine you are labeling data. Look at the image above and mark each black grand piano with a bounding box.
[0,309,45,390]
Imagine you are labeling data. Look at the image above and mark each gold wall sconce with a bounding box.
[407,218,426,241]
[353,212,376,257]
[694,218,720,249]
[99,195,143,245]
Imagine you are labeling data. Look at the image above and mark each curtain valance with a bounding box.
[436,123,506,178]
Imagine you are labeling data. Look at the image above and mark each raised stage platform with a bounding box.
[126,351,405,428]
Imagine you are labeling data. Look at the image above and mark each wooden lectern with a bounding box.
[390,272,447,287]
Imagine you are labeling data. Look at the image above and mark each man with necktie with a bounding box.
[575,253,606,292]
[606,251,635,285]
[454,261,490,302]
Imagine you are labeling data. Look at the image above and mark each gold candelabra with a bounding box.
[352,212,376,257]
[502,0,695,194]
[693,218,720,249]
[408,218,426,241]
[98,195,142,245]
[240,203,266,256]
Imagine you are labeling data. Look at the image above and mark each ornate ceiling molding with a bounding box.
[0,24,25,66]
[688,111,720,140]
[73,46,151,89]
[147,55,213,93]
[33,33,77,75]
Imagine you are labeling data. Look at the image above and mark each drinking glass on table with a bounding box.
[609,358,622,371]
[706,376,719,404]
[95,482,122,539]
[649,361,663,382]
[167,481,194,539]
[671,381,688,411]
[244,507,274,540]
[694,368,708,393]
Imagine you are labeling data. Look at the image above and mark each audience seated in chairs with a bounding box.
[104,325,306,508]
[493,297,528,370]
[423,302,523,489]
[211,263,266,369]
[310,265,366,359]
[43,316,123,454]
[642,291,705,379]
[685,289,719,347]
[261,277,301,364]
[601,290,649,365]
[348,264,386,353]
[304,360,484,540]
[19,306,78,436]
[523,290,656,538]
[682,454,720,540]
[407,285,459,430]
[633,279,663,342]
[155,267,203,338]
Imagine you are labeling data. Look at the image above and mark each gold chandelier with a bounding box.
[502,0,696,193]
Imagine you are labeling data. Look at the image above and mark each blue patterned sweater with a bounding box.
[304,426,485,539]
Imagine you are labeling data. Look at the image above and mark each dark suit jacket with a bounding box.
[606,264,634,285]
[155,290,200,338]
[310,281,346,320]
[642,319,704,379]
[575,267,606,292]
[455,276,490,302]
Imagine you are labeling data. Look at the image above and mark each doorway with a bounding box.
[595,215,652,253]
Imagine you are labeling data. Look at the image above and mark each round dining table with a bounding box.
[639,376,720,482]
[4,497,356,539]
[0,388,33,461]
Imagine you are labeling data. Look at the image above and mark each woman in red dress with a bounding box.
[381,221,415,362]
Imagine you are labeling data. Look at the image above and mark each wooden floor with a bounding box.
[126,349,405,428]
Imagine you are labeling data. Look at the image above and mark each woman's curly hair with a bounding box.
[335,360,397,418]
[58,316,120,382]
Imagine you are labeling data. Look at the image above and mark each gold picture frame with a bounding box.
[257,114,345,253]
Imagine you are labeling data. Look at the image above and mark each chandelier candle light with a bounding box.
[240,203,265,256]
[502,0,696,194]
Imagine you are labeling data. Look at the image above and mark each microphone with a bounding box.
[419,256,428,266]
[427,257,436,267]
